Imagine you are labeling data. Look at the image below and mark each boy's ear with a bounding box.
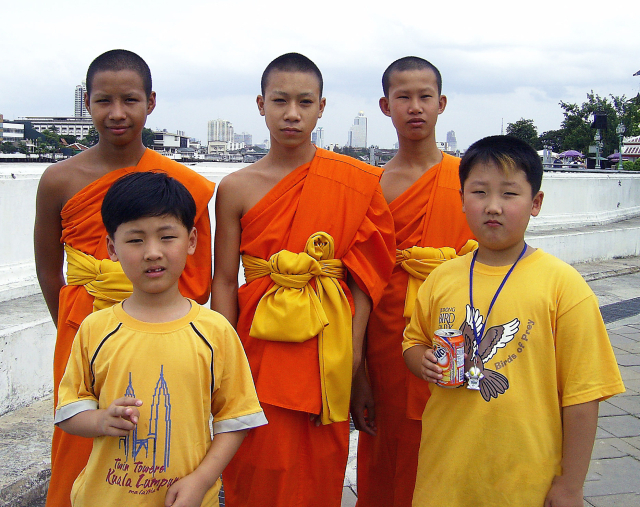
[188,227,198,255]
[256,95,266,116]
[531,191,544,217]
[318,97,326,118]
[84,92,91,114]
[438,94,447,115]
[379,97,391,117]
[459,188,465,213]
[146,91,157,115]
[106,235,118,262]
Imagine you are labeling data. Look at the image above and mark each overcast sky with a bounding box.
[2,0,638,150]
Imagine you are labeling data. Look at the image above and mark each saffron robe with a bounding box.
[356,153,474,507]
[222,148,395,507]
[46,149,215,507]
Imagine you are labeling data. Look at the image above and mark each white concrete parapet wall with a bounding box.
[529,171,640,231]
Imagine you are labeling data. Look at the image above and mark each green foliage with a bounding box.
[538,130,564,153]
[79,127,99,147]
[506,118,540,149]
[60,135,78,145]
[17,142,29,154]
[142,128,155,148]
[1,142,17,153]
[41,129,61,150]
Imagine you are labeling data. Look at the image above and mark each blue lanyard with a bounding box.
[469,243,527,358]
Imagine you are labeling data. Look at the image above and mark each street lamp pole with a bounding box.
[616,122,626,170]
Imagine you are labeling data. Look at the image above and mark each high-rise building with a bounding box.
[234,132,253,145]
[312,127,324,148]
[446,130,457,152]
[74,82,90,118]
[348,112,367,148]
[208,119,234,143]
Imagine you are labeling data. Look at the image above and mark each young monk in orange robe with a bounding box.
[212,53,395,507]
[351,57,475,507]
[34,50,214,507]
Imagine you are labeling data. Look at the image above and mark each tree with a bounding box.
[1,142,18,153]
[142,128,155,148]
[538,130,564,153]
[80,127,99,147]
[17,142,29,154]
[506,118,539,149]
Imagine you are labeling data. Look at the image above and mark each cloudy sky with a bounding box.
[2,0,638,150]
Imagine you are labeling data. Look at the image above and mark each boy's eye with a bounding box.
[161,236,177,240]
[126,238,143,244]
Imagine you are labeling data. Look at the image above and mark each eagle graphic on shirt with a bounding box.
[460,305,519,402]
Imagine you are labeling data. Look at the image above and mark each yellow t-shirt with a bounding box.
[403,249,624,507]
[55,301,267,507]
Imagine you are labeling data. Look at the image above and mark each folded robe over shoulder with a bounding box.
[47,149,215,507]
[223,148,395,507]
[357,153,474,507]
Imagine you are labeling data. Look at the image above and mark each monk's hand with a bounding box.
[309,413,322,427]
[350,363,377,436]
[165,471,209,507]
[421,349,442,384]
[98,397,142,437]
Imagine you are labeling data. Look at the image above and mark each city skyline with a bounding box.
[1,1,638,151]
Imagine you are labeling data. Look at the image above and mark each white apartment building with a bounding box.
[18,116,94,139]
[312,126,325,148]
[0,120,24,143]
[208,119,234,143]
[348,112,367,148]
[75,82,90,118]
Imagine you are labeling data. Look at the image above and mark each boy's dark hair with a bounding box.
[382,56,442,97]
[102,172,196,238]
[86,49,152,99]
[459,135,543,196]
[261,52,323,97]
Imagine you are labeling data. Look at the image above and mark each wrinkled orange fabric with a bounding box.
[46,149,215,507]
[222,148,395,507]
[356,153,474,507]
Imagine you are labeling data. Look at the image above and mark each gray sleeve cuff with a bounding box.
[213,410,268,434]
[54,399,98,424]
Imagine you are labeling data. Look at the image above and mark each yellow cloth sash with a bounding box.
[242,232,352,425]
[65,245,133,312]
[397,239,478,319]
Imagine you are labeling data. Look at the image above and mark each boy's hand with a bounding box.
[544,475,584,507]
[421,349,443,383]
[98,397,142,437]
[350,365,377,436]
[165,471,210,507]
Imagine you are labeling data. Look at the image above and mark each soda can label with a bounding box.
[433,329,465,388]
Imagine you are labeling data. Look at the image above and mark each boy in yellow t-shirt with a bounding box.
[55,172,266,507]
[403,135,624,506]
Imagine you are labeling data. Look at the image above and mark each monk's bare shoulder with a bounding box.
[38,148,112,205]
[218,157,288,216]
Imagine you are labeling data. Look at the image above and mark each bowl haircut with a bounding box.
[459,135,543,197]
[86,49,153,99]
[101,171,196,238]
[260,52,323,98]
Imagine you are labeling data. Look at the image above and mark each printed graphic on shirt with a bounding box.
[108,367,180,495]
[438,307,456,329]
[460,305,519,402]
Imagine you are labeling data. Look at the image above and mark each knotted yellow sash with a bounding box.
[242,232,352,424]
[397,239,478,319]
[65,245,133,312]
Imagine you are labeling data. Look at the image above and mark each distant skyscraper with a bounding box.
[446,130,458,152]
[234,132,253,145]
[312,127,324,148]
[208,119,234,143]
[74,82,90,118]
[348,112,367,148]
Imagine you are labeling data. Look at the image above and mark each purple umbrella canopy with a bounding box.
[608,152,621,160]
[559,150,583,158]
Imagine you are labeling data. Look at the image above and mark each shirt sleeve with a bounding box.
[211,321,268,434]
[403,274,436,353]
[54,323,99,424]
[555,292,625,406]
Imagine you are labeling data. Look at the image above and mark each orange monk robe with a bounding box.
[46,149,215,507]
[222,148,395,507]
[356,153,474,507]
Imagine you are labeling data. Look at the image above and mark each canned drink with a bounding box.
[433,329,465,387]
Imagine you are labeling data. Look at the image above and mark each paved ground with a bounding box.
[1,256,639,507]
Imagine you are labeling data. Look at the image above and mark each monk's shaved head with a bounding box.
[86,49,152,98]
[261,52,323,97]
[382,56,442,97]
